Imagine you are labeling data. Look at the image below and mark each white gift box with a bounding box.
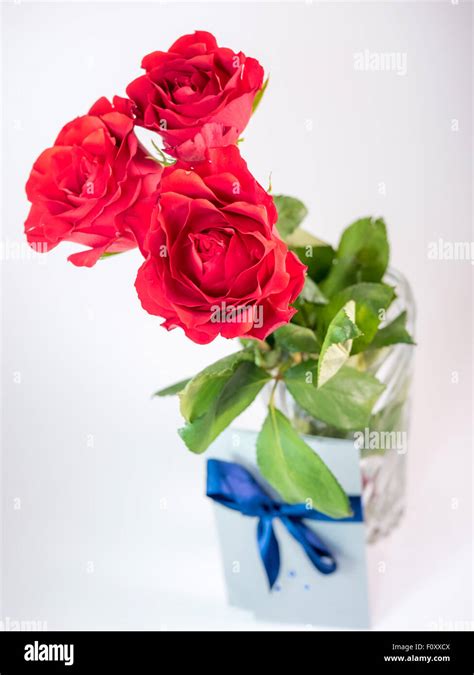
[208,428,371,628]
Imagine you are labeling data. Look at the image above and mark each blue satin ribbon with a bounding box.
[206,459,363,589]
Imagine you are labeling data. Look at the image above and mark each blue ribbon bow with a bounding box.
[206,459,363,589]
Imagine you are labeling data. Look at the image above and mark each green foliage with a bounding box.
[298,277,328,305]
[274,195,308,238]
[286,229,335,281]
[317,300,362,387]
[274,323,319,354]
[252,76,269,114]
[179,351,253,422]
[179,360,271,454]
[370,311,415,349]
[320,217,389,297]
[318,283,395,354]
[257,407,351,517]
[153,378,191,397]
[284,360,385,431]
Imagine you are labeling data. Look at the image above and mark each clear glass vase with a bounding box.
[271,268,416,543]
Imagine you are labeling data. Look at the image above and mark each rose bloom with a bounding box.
[24,97,162,267]
[126,31,264,162]
[135,146,306,344]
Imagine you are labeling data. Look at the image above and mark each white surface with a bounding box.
[1,1,472,630]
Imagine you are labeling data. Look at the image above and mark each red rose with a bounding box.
[24,97,162,267]
[126,31,264,162]
[135,146,306,344]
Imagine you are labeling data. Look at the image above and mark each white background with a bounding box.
[1,0,472,630]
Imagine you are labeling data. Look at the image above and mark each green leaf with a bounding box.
[284,361,385,430]
[239,337,264,349]
[291,301,318,330]
[317,300,362,388]
[291,278,328,330]
[298,277,328,305]
[153,378,191,397]
[321,217,389,297]
[100,251,122,259]
[319,283,395,354]
[274,195,308,239]
[179,350,253,422]
[238,337,282,367]
[370,311,416,349]
[257,407,351,518]
[179,362,271,454]
[252,76,269,114]
[286,229,335,281]
[274,323,319,354]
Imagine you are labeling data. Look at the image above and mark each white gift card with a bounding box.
[208,428,370,628]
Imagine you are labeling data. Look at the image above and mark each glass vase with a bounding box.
[271,268,416,543]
